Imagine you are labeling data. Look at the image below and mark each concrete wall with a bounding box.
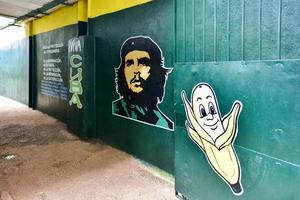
[89,0,175,173]
[28,2,87,122]
[1,0,300,199]
[0,38,29,105]
[174,0,300,199]
[33,25,78,123]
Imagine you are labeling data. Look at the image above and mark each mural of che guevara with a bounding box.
[112,36,174,130]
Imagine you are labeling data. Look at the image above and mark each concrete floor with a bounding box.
[0,97,176,200]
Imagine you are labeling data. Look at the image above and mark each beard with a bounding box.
[125,78,157,107]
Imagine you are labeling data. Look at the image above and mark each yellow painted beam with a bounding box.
[31,3,78,36]
[88,0,152,18]
[26,0,151,36]
[78,0,88,22]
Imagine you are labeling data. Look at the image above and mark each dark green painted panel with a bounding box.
[229,0,243,61]
[185,0,194,62]
[194,0,204,62]
[281,0,300,59]
[29,35,36,108]
[174,61,300,199]
[244,0,260,60]
[175,127,300,200]
[67,36,96,139]
[176,0,300,62]
[174,61,300,166]
[90,1,175,173]
[216,0,229,61]
[35,25,78,123]
[261,0,279,60]
[204,0,215,61]
[176,0,185,62]
[78,21,88,36]
[0,38,29,105]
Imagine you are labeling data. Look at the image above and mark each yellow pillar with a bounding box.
[78,0,88,22]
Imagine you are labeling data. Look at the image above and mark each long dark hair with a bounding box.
[115,36,171,106]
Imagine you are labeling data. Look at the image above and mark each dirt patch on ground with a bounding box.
[0,123,75,147]
[0,97,175,200]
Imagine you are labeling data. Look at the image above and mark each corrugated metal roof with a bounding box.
[0,0,77,29]
[0,0,54,18]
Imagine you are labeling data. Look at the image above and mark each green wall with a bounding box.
[174,0,300,199]
[176,0,300,62]
[1,1,300,198]
[174,61,300,199]
[0,38,29,105]
[67,36,96,139]
[34,25,78,123]
[89,0,175,173]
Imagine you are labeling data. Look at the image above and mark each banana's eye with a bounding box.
[199,104,207,118]
[208,102,216,115]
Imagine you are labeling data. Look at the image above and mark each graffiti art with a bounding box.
[181,82,243,195]
[112,36,174,131]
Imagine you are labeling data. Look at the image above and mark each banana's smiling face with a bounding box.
[192,83,224,140]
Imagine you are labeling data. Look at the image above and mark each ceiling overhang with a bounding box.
[0,0,77,29]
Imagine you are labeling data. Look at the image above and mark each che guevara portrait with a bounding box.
[112,36,174,131]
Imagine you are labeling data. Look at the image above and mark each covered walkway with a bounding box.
[0,96,174,200]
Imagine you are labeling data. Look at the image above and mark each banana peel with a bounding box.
[215,102,241,149]
[181,91,243,196]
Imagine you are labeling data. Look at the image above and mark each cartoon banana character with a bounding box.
[181,82,243,196]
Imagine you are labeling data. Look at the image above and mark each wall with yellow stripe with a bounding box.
[27,0,151,36]
[88,0,151,18]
